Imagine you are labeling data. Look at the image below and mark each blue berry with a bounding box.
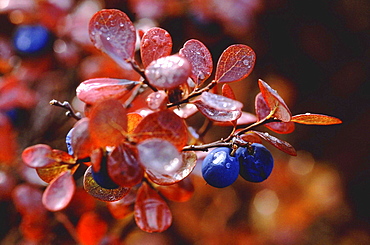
[236,143,274,183]
[13,24,51,55]
[65,128,74,156]
[91,156,119,189]
[202,147,239,188]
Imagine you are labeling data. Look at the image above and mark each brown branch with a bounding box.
[50,100,82,120]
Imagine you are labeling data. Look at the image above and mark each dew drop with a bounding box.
[243,59,250,67]
[225,162,231,169]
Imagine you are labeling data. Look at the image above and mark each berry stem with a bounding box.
[49,100,82,120]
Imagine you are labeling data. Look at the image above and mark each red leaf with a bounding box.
[252,131,297,156]
[132,109,188,150]
[12,184,47,216]
[36,162,79,183]
[173,103,198,119]
[134,182,172,233]
[291,113,342,125]
[179,39,213,84]
[42,171,76,211]
[215,44,255,83]
[221,84,236,100]
[145,55,191,89]
[89,99,128,147]
[255,93,295,134]
[22,144,55,168]
[156,177,194,202]
[140,27,172,68]
[89,9,136,69]
[239,131,263,144]
[107,143,144,188]
[146,90,168,111]
[71,118,94,159]
[76,78,138,104]
[258,79,291,122]
[193,92,243,122]
[214,111,257,126]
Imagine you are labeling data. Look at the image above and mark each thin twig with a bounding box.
[50,100,82,120]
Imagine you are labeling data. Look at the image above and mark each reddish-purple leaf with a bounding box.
[145,55,191,89]
[134,182,172,233]
[36,162,79,184]
[71,118,94,159]
[193,92,243,122]
[291,113,342,125]
[215,44,255,83]
[239,131,263,144]
[42,171,76,211]
[83,166,130,202]
[107,143,144,188]
[156,177,194,202]
[179,39,213,84]
[89,99,127,147]
[252,131,297,156]
[255,93,295,134]
[221,84,236,100]
[140,27,172,68]
[258,79,291,122]
[173,103,198,119]
[12,184,47,216]
[22,144,55,168]
[76,78,138,104]
[132,109,188,151]
[89,9,136,69]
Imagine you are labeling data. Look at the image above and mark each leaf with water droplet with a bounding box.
[42,170,76,211]
[215,44,255,83]
[179,39,213,85]
[70,118,94,159]
[145,55,191,90]
[156,177,194,202]
[193,92,243,122]
[252,131,297,156]
[291,113,342,125]
[144,149,197,185]
[134,182,172,232]
[255,93,295,134]
[76,78,139,104]
[258,79,291,122]
[89,9,136,69]
[83,166,130,202]
[36,162,79,183]
[140,27,172,68]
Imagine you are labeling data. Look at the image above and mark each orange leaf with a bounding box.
[253,131,297,156]
[291,113,342,125]
[77,211,108,245]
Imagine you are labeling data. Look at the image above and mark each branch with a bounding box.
[50,100,82,120]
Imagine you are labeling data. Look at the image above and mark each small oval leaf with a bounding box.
[42,171,76,211]
[89,9,136,69]
[76,78,138,104]
[36,163,79,183]
[179,39,213,84]
[145,55,191,90]
[89,99,127,147]
[291,113,342,125]
[258,79,291,122]
[22,144,55,168]
[132,110,188,150]
[255,93,295,134]
[140,27,172,68]
[252,131,297,156]
[134,182,172,233]
[215,44,255,83]
[156,177,194,202]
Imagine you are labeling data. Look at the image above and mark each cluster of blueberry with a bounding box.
[202,144,274,188]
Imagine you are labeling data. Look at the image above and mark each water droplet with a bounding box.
[120,23,124,27]
[106,36,111,41]
[243,59,250,67]
[225,162,231,169]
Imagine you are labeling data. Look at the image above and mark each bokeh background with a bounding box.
[1,0,369,244]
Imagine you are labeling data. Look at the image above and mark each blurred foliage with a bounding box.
[1,0,369,244]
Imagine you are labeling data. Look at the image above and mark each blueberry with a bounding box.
[236,143,274,183]
[13,24,51,55]
[65,128,74,156]
[91,156,119,189]
[202,147,239,188]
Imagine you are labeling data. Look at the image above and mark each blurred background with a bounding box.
[1,0,369,244]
